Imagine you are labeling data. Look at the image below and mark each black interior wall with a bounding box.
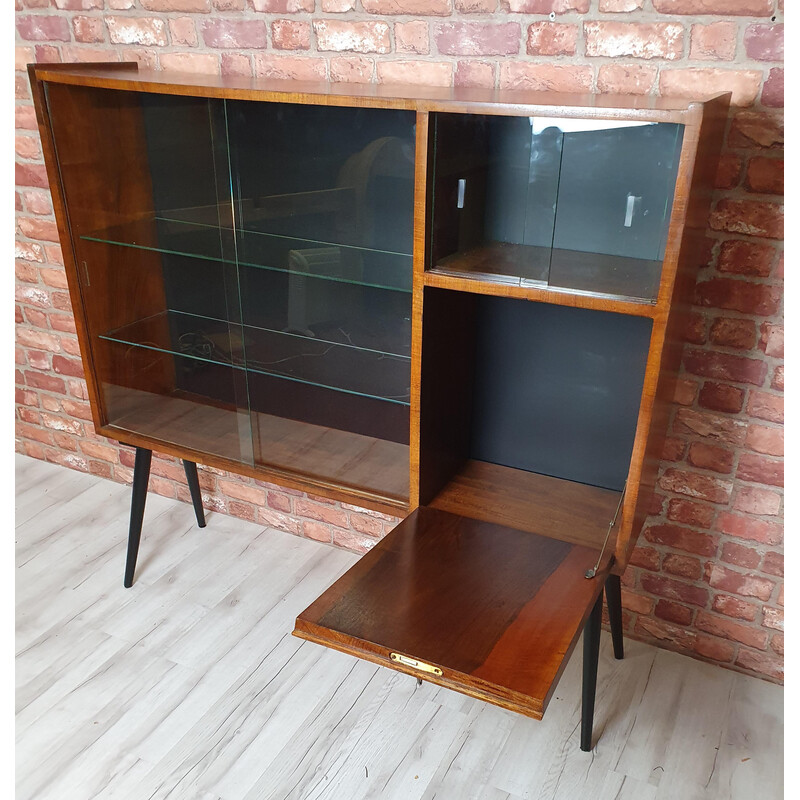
[469,297,652,491]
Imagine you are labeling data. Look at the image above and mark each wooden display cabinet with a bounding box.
[29,63,728,749]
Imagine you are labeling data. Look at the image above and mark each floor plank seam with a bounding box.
[14,456,783,800]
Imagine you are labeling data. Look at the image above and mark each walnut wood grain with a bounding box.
[42,81,174,409]
[294,506,611,719]
[620,95,731,570]
[432,242,662,302]
[423,270,658,318]
[26,63,151,434]
[609,98,729,570]
[417,288,477,506]
[32,64,717,122]
[428,460,622,550]
[408,110,429,509]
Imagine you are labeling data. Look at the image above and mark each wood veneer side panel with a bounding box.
[417,288,478,506]
[614,96,730,570]
[26,66,124,433]
[42,81,175,403]
[611,110,701,568]
[408,111,429,510]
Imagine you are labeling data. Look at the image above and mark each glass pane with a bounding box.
[100,306,411,407]
[546,118,684,300]
[227,100,415,501]
[44,84,253,464]
[429,114,559,286]
[429,113,683,303]
[99,340,252,465]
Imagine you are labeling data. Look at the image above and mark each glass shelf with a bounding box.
[157,208,412,259]
[81,213,413,294]
[98,309,411,406]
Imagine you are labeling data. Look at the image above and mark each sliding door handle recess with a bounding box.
[457,178,466,209]
[624,194,641,228]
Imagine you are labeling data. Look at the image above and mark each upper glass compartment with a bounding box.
[428,113,684,303]
[44,81,415,502]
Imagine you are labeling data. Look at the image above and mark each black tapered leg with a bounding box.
[605,573,625,660]
[581,590,603,752]
[123,447,152,588]
[182,460,206,528]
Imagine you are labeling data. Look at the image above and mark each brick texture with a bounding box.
[14,2,784,685]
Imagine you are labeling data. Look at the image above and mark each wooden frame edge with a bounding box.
[26,64,113,436]
[613,94,731,572]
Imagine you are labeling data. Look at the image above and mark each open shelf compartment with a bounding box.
[417,288,652,506]
[294,290,643,716]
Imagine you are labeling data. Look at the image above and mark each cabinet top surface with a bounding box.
[31,63,722,120]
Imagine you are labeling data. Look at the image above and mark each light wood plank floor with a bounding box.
[15,455,784,800]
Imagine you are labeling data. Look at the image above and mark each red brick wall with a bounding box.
[15,1,784,682]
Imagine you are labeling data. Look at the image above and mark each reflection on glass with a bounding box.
[226,101,415,467]
[99,309,410,406]
[55,86,415,500]
[100,342,254,465]
[430,113,684,302]
[82,220,411,293]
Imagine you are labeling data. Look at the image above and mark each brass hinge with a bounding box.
[390,652,443,676]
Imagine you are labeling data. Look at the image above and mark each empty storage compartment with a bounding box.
[428,112,683,302]
[419,289,652,547]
